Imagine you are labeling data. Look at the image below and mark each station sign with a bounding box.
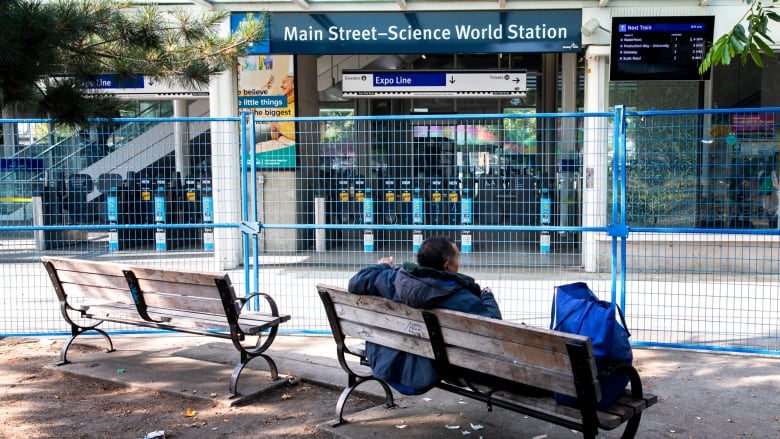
[232,10,582,55]
[83,74,208,99]
[0,158,44,172]
[341,70,527,98]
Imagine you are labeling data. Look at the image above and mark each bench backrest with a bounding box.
[317,283,599,399]
[42,256,238,321]
[127,264,235,316]
[43,256,136,306]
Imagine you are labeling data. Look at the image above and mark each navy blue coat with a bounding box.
[347,262,501,395]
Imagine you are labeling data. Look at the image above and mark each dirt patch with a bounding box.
[0,337,379,439]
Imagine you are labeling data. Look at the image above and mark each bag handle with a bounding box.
[614,302,631,337]
[551,284,632,336]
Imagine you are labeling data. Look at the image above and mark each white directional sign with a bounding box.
[341,70,527,98]
[83,74,208,99]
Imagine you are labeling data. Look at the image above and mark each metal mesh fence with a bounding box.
[243,112,614,333]
[2,107,780,355]
[0,116,244,334]
[617,108,780,353]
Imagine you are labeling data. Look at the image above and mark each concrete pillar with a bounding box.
[173,99,190,181]
[295,55,320,251]
[210,17,242,270]
[560,52,578,151]
[582,45,610,272]
[538,53,559,180]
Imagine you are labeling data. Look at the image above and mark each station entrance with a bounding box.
[307,52,584,256]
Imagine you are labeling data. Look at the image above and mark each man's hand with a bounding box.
[377,256,394,267]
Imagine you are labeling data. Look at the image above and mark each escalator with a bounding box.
[82,98,210,203]
[1,99,211,224]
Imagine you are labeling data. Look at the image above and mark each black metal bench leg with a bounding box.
[619,413,642,439]
[57,327,114,366]
[229,353,281,397]
[334,377,395,426]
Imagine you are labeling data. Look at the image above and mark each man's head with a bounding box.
[417,235,460,273]
[281,74,294,96]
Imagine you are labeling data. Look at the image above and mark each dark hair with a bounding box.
[417,235,457,271]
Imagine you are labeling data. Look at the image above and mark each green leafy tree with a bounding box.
[699,0,779,74]
[0,0,264,123]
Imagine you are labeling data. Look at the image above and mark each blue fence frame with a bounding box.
[1,107,779,355]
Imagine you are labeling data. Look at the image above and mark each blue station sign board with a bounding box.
[234,10,582,55]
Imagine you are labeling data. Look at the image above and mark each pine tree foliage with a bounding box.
[0,0,265,123]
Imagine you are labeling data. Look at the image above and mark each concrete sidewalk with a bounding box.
[52,334,780,439]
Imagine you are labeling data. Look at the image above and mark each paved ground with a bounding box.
[46,333,780,439]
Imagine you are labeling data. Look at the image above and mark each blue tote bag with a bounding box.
[550,282,633,409]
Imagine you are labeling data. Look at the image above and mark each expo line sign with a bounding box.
[341,70,527,98]
[82,74,208,98]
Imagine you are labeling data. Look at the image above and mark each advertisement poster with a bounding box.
[238,54,296,169]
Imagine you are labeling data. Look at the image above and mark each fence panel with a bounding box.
[0,117,244,335]
[619,108,780,353]
[2,108,780,356]
[244,111,615,333]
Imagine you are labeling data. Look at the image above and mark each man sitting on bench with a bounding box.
[348,235,503,395]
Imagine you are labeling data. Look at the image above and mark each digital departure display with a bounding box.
[610,16,715,81]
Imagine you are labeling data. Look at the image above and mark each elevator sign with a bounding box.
[342,70,527,98]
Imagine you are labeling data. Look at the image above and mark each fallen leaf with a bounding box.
[184,408,196,417]
[281,393,293,400]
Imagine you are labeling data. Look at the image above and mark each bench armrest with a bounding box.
[235,292,280,317]
[606,362,643,400]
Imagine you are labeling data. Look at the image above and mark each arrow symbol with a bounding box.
[449,76,456,84]
[512,77,520,84]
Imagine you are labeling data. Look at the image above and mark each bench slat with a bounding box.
[130,266,231,290]
[147,307,284,330]
[328,291,428,319]
[555,390,658,430]
[240,312,292,334]
[434,308,591,354]
[333,302,427,337]
[43,257,126,277]
[445,346,579,396]
[134,277,229,301]
[436,316,579,369]
[84,303,152,324]
[61,282,135,305]
[338,320,435,358]
[55,270,130,292]
[141,293,225,315]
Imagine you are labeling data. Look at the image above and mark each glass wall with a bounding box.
[608,81,779,229]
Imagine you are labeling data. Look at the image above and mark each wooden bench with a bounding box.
[42,256,291,398]
[317,284,657,439]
